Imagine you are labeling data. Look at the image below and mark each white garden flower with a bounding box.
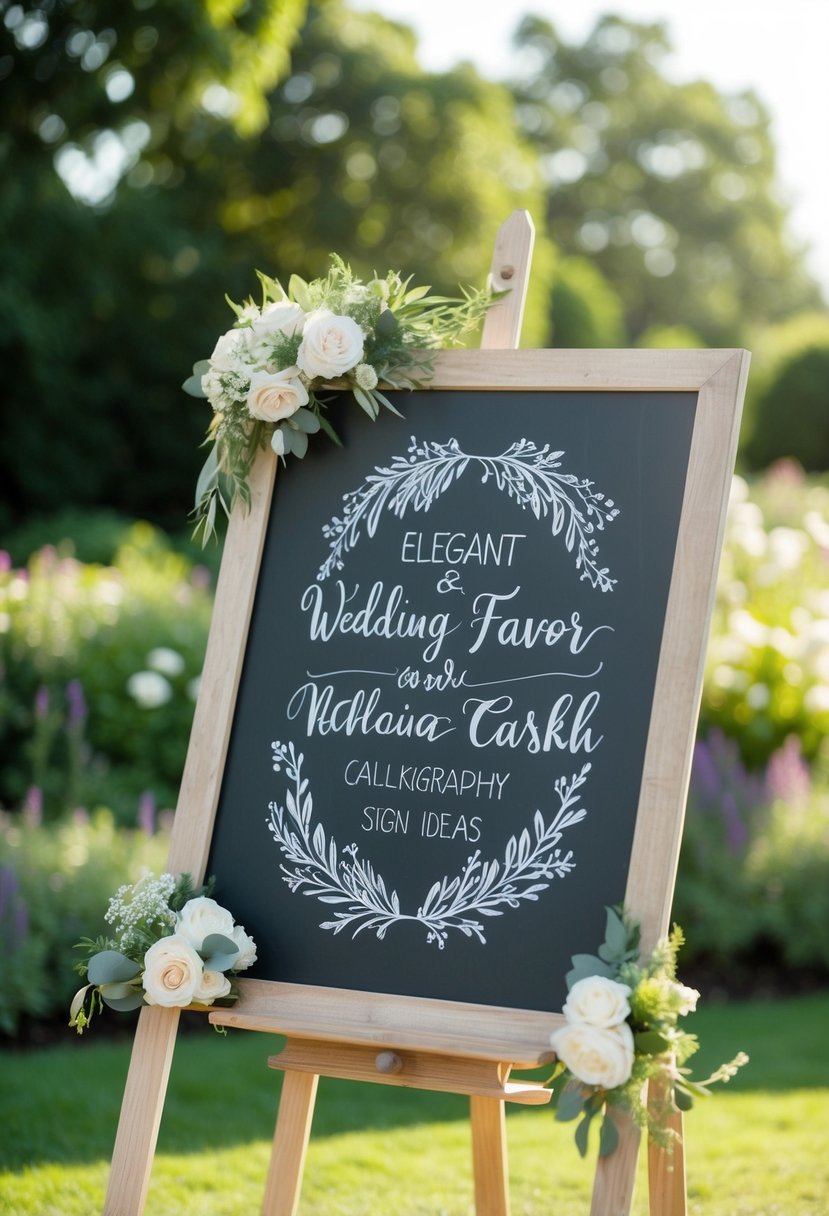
[550,1021,635,1089]
[146,647,185,677]
[297,309,364,378]
[127,670,172,709]
[231,924,258,971]
[192,969,232,1005]
[142,935,203,1007]
[208,326,251,372]
[671,983,701,1016]
[250,301,305,342]
[176,896,236,952]
[246,366,309,422]
[562,976,632,1028]
[354,362,378,390]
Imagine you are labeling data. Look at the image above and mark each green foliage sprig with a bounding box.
[548,907,748,1158]
[184,255,500,543]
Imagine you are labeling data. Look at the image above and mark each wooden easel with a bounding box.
[99,211,751,1215]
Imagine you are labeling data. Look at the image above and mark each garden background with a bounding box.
[1,2,828,1212]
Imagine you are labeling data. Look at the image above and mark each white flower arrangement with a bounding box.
[547,907,748,1158]
[183,255,499,542]
[69,872,256,1033]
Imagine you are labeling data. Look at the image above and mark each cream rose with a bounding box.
[231,924,258,971]
[209,327,251,372]
[251,301,305,341]
[246,367,309,422]
[562,976,632,1028]
[176,896,236,952]
[142,935,203,1007]
[550,1021,635,1089]
[297,310,364,378]
[192,969,232,1006]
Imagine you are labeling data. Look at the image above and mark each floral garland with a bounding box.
[267,741,588,948]
[547,907,748,1157]
[184,256,499,542]
[69,872,256,1033]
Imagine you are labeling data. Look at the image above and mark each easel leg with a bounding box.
[262,1070,319,1216]
[648,1108,687,1215]
[470,1095,510,1216]
[589,1107,640,1216]
[103,1006,180,1216]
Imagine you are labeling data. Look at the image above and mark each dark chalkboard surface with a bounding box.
[207,388,697,1013]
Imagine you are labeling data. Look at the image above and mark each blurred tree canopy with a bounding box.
[512,13,822,346]
[1,3,826,534]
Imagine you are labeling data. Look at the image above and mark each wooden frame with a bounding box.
[102,212,748,1215]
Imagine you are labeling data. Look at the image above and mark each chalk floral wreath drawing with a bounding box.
[267,742,589,948]
[319,437,621,592]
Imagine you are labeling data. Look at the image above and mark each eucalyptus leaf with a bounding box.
[566,954,615,987]
[291,407,321,434]
[599,1113,620,1157]
[290,429,309,458]
[202,952,239,973]
[372,389,404,418]
[87,950,142,986]
[193,359,211,376]
[102,991,146,1012]
[200,934,239,959]
[99,981,140,1001]
[353,386,379,419]
[604,906,629,955]
[554,1084,585,1123]
[182,373,208,398]
[574,1111,594,1158]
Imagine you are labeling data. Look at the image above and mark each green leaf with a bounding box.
[317,413,343,446]
[599,1113,620,1157]
[291,407,321,434]
[353,386,379,419]
[182,373,208,398]
[635,1031,671,1055]
[195,444,220,508]
[674,1086,694,1112]
[575,1111,595,1158]
[566,955,615,987]
[291,429,309,458]
[200,934,239,959]
[604,906,629,953]
[87,951,142,986]
[102,991,146,1012]
[554,1084,585,1123]
[289,274,312,310]
[372,389,404,418]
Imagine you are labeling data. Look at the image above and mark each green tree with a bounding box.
[549,256,626,347]
[512,14,822,346]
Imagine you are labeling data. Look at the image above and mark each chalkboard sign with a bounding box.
[207,387,694,1014]
[174,349,747,1058]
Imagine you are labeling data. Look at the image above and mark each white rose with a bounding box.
[246,367,309,422]
[192,969,232,1005]
[142,935,203,1007]
[562,976,632,1028]
[297,310,364,379]
[231,924,258,971]
[251,301,305,341]
[176,896,236,952]
[209,327,251,372]
[550,1021,635,1089]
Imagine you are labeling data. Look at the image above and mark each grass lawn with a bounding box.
[1,992,827,1215]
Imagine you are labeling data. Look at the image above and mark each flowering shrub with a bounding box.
[701,463,829,767]
[0,523,212,822]
[0,808,168,1035]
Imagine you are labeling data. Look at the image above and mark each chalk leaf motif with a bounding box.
[266,740,590,948]
[319,437,621,591]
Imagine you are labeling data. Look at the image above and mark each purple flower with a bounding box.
[0,550,11,574]
[0,865,18,921]
[721,791,748,854]
[34,686,50,720]
[66,679,87,728]
[138,790,156,835]
[24,786,43,826]
[766,736,811,805]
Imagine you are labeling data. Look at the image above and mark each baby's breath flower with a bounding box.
[105,872,177,955]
